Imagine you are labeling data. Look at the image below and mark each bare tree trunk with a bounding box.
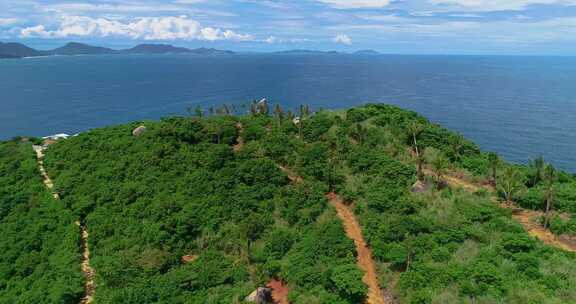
[544,196,552,230]
[413,134,424,182]
[492,167,497,187]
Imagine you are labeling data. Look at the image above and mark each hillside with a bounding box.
[1,103,575,303]
[122,44,234,55]
[0,140,83,302]
[0,42,42,58]
[50,42,117,56]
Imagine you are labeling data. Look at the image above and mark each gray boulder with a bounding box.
[245,287,273,304]
[132,125,147,137]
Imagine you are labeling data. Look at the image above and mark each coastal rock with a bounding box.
[132,125,147,137]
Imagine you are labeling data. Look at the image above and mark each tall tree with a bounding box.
[425,148,449,189]
[350,123,365,145]
[450,133,465,162]
[542,164,558,230]
[529,155,545,186]
[273,104,284,128]
[487,152,500,187]
[298,105,310,139]
[406,122,424,180]
[498,167,526,206]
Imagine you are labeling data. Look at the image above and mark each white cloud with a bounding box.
[329,16,576,44]
[20,25,51,38]
[430,0,576,11]
[264,36,310,43]
[317,0,390,9]
[0,18,18,26]
[19,15,253,41]
[333,33,352,44]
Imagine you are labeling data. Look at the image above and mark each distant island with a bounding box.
[274,49,342,55]
[354,49,381,55]
[0,42,237,59]
[0,41,382,59]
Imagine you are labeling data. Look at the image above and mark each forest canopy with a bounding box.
[1,103,575,303]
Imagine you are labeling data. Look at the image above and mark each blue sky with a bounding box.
[1,0,576,54]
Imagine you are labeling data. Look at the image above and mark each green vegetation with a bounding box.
[241,103,576,303]
[1,102,576,303]
[0,140,83,303]
[42,116,361,303]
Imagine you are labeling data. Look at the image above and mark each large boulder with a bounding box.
[245,287,273,304]
[132,125,147,137]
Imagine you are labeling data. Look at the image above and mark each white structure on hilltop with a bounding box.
[42,134,70,141]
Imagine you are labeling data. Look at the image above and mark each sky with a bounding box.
[1,0,576,55]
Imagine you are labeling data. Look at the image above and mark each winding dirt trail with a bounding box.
[425,168,576,252]
[327,192,388,304]
[238,124,386,303]
[33,145,96,303]
[33,145,59,199]
[77,221,96,304]
[279,165,388,304]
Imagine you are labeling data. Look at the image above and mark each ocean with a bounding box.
[1,54,575,172]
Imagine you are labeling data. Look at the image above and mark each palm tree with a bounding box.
[450,133,465,162]
[187,105,204,118]
[406,122,424,180]
[298,105,310,139]
[415,149,426,182]
[350,122,365,145]
[273,104,284,128]
[498,167,526,206]
[487,152,500,187]
[529,155,545,186]
[542,164,558,230]
[425,148,448,189]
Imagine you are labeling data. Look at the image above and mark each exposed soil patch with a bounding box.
[181,254,198,264]
[267,279,289,304]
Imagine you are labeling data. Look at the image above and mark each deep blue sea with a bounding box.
[1,54,575,172]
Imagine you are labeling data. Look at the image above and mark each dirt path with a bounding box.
[33,145,96,303]
[327,192,388,304]
[279,164,387,304]
[33,145,59,199]
[233,122,245,152]
[267,279,289,304]
[507,207,576,252]
[425,168,576,252]
[77,221,96,304]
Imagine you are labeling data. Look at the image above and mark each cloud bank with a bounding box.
[333,34,352,44]
[429,0,576,11]
[317,0,390,9]
[20,15,253,41]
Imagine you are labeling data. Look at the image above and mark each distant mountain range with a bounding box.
[354,49,381,55]
[0,41,382,59]
[275,49,342,55]
[0,42,237,59]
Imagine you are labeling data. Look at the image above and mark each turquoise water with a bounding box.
[0,54,575,172]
